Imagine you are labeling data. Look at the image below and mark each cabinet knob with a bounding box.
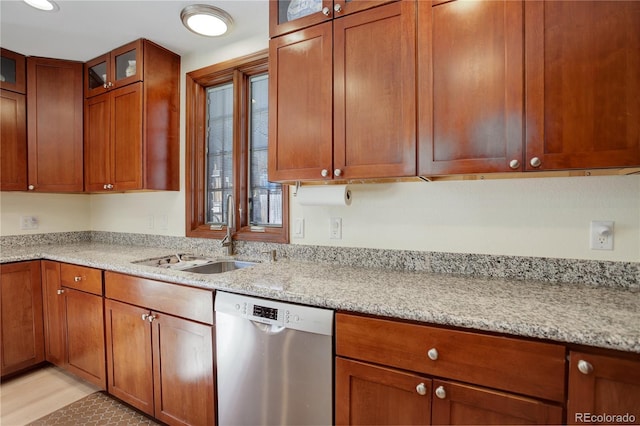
[577,360,593,375]
[28,185,35,190]
[427,348,439,361]
[334,3,343,13]
[435,385,446,399]
[321,169,329,177]
[322,6,330,16]
[509,159,520,169]
[141,313,149,321]
[530,157,542,168]
[56,289,65,295]
[334,169,342,177]
[147,314,157,322]
[416,383,427,396]
[74,276,82,282]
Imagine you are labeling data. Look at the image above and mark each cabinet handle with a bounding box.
[509,159,520,169]
[107,82,113,88]
[141,313,149,321]
[74,276,82,282]
[147,314,157,322]
[435,385,446,399]
[427,348,438,361]
[108,184,114,189]
[530,157,542,168]
[321,169,329,178]
[322,6,330,16]
[28,185,35,190]
[334,3,342,13]
[56,289,65,295]
[334,169,342,177]
[577,360,593,375]
[416,383,427,396]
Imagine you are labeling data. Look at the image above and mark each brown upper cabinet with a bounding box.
[27,57,84,192]
[524,1,640,171]
[0,48,26,94]
[85,39,143,98]
[269,0,396,37]
[418,0,524,175]
[1,88,27,191]
[269,0,416,182]
[419,0,640,177]
[84,39,180,192]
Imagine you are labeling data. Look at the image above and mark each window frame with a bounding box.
[185,50,289,243]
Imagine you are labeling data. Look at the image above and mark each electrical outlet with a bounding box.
[330,217,342,240]
[590,221,614,250]
[20,215,39,230]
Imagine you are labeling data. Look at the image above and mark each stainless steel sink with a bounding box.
[182,261,256,274]
[132,254,256,274]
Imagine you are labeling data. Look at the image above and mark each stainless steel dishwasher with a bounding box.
[215,291,334,426]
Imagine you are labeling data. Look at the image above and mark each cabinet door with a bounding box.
[105,299,153,416]
[269,0,331,37]
[525,1,640,170]
[111,83,143,191]
[0,48,26,94]
[27,57,84,192]
[268,22,333,181]
[0,89,27,190]
[85,54,109,98]
[336,357,431,425]
[567,351,640,425]
[0,261,44,377]
[84,92,111,192]
[334,0,416,179]
[41,260,65,367]
[418,0,524,176]
[431,380,563,425]
[65,288,106,389]
[152,313,215,426]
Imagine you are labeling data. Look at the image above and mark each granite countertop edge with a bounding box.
[2,242,639,354]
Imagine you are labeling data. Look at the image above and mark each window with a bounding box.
[186,50,289,243]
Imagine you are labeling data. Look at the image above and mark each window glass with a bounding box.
[249,74,282,227]
[206,83,234,225]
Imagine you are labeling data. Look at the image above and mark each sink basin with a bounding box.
[183,261,256,274]
[132,255,256,274]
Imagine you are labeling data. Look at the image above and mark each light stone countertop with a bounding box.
[2,242,639,354]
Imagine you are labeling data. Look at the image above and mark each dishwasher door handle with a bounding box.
[251,320,286,335]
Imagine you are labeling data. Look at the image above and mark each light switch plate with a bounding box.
[330,217,342,239]
[293,217,304,238]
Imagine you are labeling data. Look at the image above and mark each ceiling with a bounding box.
[0,0,268,62]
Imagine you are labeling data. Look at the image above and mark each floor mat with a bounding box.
[27,391,160,426]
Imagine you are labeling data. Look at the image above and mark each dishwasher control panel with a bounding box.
[215,291,333,335]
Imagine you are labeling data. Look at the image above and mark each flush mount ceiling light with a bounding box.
[181,4,233,37]
[23,0,59,11]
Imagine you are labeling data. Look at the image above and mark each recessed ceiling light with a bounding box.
[23,0,59,12]
[181,4,233,37]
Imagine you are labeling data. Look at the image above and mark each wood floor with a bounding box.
[0,365,101,426]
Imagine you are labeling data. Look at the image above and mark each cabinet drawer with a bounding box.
[336,313,566,402]
[104,272,213,325]
[60,263,102,295]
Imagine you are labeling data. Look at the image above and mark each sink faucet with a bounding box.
[221,194,234,256]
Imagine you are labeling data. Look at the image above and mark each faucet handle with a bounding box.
[261,250,277,262]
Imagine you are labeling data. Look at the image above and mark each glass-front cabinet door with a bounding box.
[0,48,26,94]
[269,0,398,37]
[269,0,331,37]
[84,40,142,98]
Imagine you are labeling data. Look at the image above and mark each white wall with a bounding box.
[290,176,640,262]
[2,37,639,262]
[0,192,90,235]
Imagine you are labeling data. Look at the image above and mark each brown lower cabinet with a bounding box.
[104,272,215,426]
[41,261,106,389]
[567,351,640,425]
[0,261,44,377]
[336,312,565,425]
